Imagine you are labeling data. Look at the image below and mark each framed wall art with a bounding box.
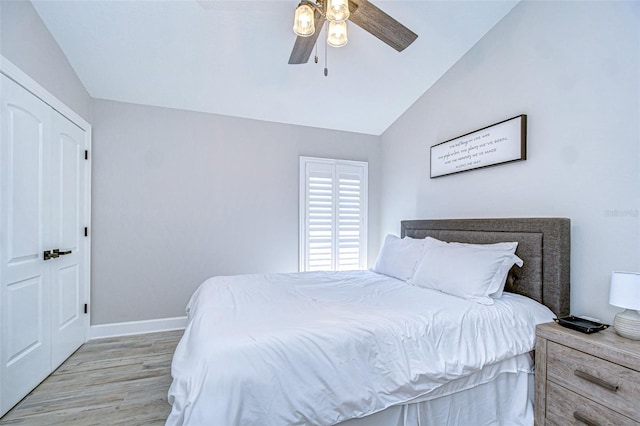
[430,114,527,178]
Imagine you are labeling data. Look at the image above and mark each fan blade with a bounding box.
[348,0,417,52]
[288,12,326,64]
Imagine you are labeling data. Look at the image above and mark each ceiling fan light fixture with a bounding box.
[326,0,350,22]
[293,3,315,37]
[327,20,348,48]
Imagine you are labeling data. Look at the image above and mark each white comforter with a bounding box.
[166,270,554,426]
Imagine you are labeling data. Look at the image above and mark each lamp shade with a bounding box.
[293,4,315,37]
[609,271,640,310]
[326,0,350,22]
[327,20,348,47]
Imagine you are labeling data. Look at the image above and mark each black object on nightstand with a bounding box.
[553,315,608,334]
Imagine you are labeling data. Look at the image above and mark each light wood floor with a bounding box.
[0,330,183,425]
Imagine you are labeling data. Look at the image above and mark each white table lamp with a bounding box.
[609,271,640,340]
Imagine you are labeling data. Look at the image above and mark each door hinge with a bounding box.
[84,226,88,237]
[84,303,88,314]
[84,150,89,160]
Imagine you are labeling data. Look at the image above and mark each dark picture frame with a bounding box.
[430,114,527,178]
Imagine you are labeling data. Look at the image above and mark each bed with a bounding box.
[166,218,570,426]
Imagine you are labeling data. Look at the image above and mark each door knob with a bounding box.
[44,249,72,260]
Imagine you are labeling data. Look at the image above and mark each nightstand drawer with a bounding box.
[547,341,640,422]
[546,381,637,426]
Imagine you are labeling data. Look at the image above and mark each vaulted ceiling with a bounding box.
[32,0,518,135]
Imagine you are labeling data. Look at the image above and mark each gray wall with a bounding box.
[91,99,381,324]
[0,0,91,121]
[380,0,640,323]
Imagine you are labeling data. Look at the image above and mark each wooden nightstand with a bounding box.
[535,322,640,425]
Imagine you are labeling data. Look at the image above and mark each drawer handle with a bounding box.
[574,369,619,392]
[574,411,601,426]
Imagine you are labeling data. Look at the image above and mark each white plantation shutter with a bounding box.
[336,169,364,270]
[307,165,334,271]
[300,157,368,272]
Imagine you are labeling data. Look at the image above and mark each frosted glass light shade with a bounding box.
[327,20,348,47]
[609,271,640,340]
[326,0,350,22]
[293,4,315,37]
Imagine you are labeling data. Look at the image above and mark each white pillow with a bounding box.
[409,239,523,304]
[448,240,518,299]
[372,234,427,281]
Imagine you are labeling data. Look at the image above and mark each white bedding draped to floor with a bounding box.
[167,270,554,426]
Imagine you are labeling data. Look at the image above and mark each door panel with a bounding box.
[56,264,79,329]
[0,75,52,415]
[57,131,82,250]
[6,276,45,366]
[6,103,46,263]
[4,276,50,411]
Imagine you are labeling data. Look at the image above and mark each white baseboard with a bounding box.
[90,316,187,340]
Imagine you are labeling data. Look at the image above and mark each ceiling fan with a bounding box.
[289,0,418,64]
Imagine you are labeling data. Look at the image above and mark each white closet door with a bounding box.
[0,75,53,414]
[50,112,87,368]
[0,73,89,416]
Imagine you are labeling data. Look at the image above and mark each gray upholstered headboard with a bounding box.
[401,218,570,317]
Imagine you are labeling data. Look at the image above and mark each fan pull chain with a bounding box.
[314,41,318,64]
[324,26,329,77]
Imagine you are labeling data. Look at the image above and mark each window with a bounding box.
[299,157,368,272]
